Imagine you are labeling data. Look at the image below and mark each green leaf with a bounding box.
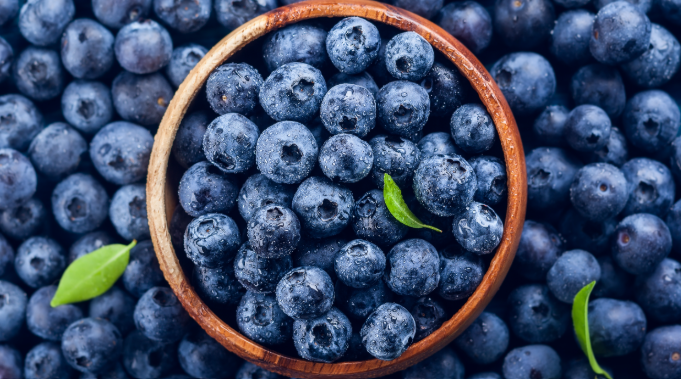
[572,281,614,379]
[383,173,442,233]
[51,240,137,307]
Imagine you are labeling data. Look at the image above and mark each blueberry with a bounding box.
[27,286,83,341]
[659,0,681,24]
[502,345,561,379]
[385,239,440,297]
[80,362,129,379]
[590,1,651,65]
[507,284,569,343]
[185,213,241,268]
[320,85,376,138]
[61,318,123,374]
[571,64,626,120]
[193,264,246,306]
[89,121,154,185]
[352,189,408,247]
[292,238,346,280]
[256,121,319,184]
[388,0,443,19]
[0,149,36,210]
[439,243,485,300]
[18,0,75,46]
[408,296,446,342]
[0,345,21,379]
[134,287,191,344]
[169,206,192,252]
[489,53,556,116]
[88,286,135,335]
[361,303,415,361]
[237,173,295,223]
[384,32,434,82]
[234,242,292,293]
[418,132,459,160]
[641,325,681,379]
[114,20,172,74]
[593,256,630,299]
[563,358,612,379]
[214,0,277,30]
[261,63,327,123]
[171,111,208,169]
[111,71,173,127]
[377,80,430,141]
[327,72,379,98]
[532,105,569,147]
[526,147,582,212]
[319,134,373,184]
[550,10,595,66]
[235,362,284,379]
[588,298,646,356]
[51,173,109,233]
[122,240,167,298]
[453,202,503,254]
[514,220,564,281]
[470,156,506,206]
[344,331,371,361]
[24,341,72,379]
[613,213,671,275]
[586,126,629,167]
[559,208,615,255]
[0,234,12,277]
[623,90,680,154]
[69,231,116,263]
[569,163,628,222]
[15,236,65,288]
[0,94,44,152]
[236,291,292,346]
[206,63,263,116]
[326,17,381,75]
[564,105,612,153]
[0,280,26,341]
[403,347,465,379]
[153,0,210,33]
[110,184,149,241]
[635,258,681,323]
[27,122,87,181]
[367,38,391,86]
[13,47,65,101]
[336,280,393,321]
[261,23,328,73]
[0,197,45,242]
[92,0,151,29]
[621,158,675,217]
[61,19,115,79]
[333,239,385,289]
[122,330,176,378]
[61,80,114,135]
[621,24,681,88]
[247,204,300,258]
[0,0,18,26]
[407,197,455,249]
[292,176,354,238]
[594,0,651,11]
[203,113,260,174]
[166,44,208,87]
[468,373,502,379]
[413,154,476,217]
[450,103,496,154]
[0,37,12,85]
[436,2,493,54]
[370,135,421,189]
[493,0,555,49]
[292,307,351,363]
[276,266,334,320]
[178,330,239,379]
[178,162,239,218]
[546,249,601,304]
[454,312,509,365]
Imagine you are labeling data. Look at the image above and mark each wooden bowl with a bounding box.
[147,1,527,378]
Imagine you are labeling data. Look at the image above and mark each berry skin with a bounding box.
[15,237,66,288]
[51,173,109,234]
[507,284,569,343]
[237,173,295,223]
[469,373,502,379]
[171,111,208,169]
[613,213,671,276]
[166,44,207,87]
[525,147,582,212]
[0,234,12,277]
[367,38,391,86]
[0,37,12,85]
[214,0,277,30]
[564,105,612,153]
[234,242,292,293]
[334,239,385,289]
[550,10,595,67]
[439,244,485,300]
[641,325,681,379]
[237,291,293,346]
[292,307,352,363]
[559,208,616,255]
[69,231,116,263]
[407,296,446,342]
[26,286,83,341]
[352,189,408,247]
[27,122,87,181]
[61,80,114,135]
[667,199,681,254]
[236,362,285,379]
[420,63,466,119]
[376,80,430,141]
[623,90,680,154]
[514,220,564,281]
[385,239,440,297]
[178,330,239,379]
[259,63,327,123]
[0,148,37,210]
[134,287,191,344]
[635,258,681,323]
[203,113,260,174]
[502,345,561,379]
[178,161,239,218]
[91,0,151,29]
[261,23,328,73]
[122,240,165,298]
[547,249,601,303]
[0,198,46,241]
[593,255,630,299]
[563,358,612,379]
[570,64,626,119]
[450,104,496,154]
[326,71,379,97]
[586,126,629,167]
[88,286,135,335]
[436,2,493,55]
[361,303,416,361]
[569,163,628,222]
[336,280,393,321]
[153,0,211,33]
[24,342,72,379]
[318,134,374,183]
[589,1,652,65]
[18,0,75,46]
[453,202,503,254]
[418,132,459,160]
[454,312,509,365]
[61,318,123,374]
[489,52,556,116]
[326,17,381,75]
[247,204,300,258]
[114,19,173,74]
[109,184,149,241]
[389,0,443,19]
[0,345,21,379]
[276,266,335,320]
[111,71,173,127]
[470,156,506,206]
[193,264,246,306]
[401,347,464,379]
[60,18,115,79]
[320,84,376,138]
[89,121,154,185]
[0,94,43,151]
[369,135,421,189]
[292,238,346,281]
[291,176,354,238]
[13,47,65,102]
[0,0,18,26]
[621,158,675,217]
[0,280,26,341]
[256,121,319,184]
[494,0,555,49]
[206,63,263,116]
[621,24,681,88]
[588,298,646,356]
[184,213,241,269]
[385,32,434,81]
[122,330,176,378]
[413,154,476,217]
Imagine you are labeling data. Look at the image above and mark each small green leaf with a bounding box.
[572,281,613,379]
[383,173,442,233]
[51,240,137,307]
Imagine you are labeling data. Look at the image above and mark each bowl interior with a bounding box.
[146,1,527,378]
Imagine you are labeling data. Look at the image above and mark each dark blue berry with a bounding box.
[389,0,443,19]
[0,94,43,151]
[122,240,165,298]
[27,122,87,181]
[234,242,292,293]
[550,10,595,66]
[507,284,569,343]
[276,266,335,320]
[320,84,376,138]
[261,23,328,73]
[635,258,681,323]
[0,280,26,341]
[621,24,681,88]
[0,0,18,26]
[450,103,496,154]
[586,127,629,167]
[69,231,116,263]
[453,311,509,365]
[178,161,238,218]
[418,132,459,160]
[469,373,502,379]
[352,189,408,247]
[641,325,681,379]
[489,53,556,116]
[493,0,555,49]
[336,280,392,321]
[526,147,582,212]
[385,32,433,82]
[452,202,503,254]
[89,121,154,185]
[593,256,630,299]
[367,38,391,86]
[547,249,601,303]
[61,318,123,374]
[621,158,675,217]
[571,64,626,119]
[502,345,561,379]
[214,0,277,30]
[623,90,680,154]
[403,347,464,379]
[292,307,351,363]
[514,220,564,281]
[24,342,72,379]
[589,1,651,65]
[334,239,385,289]
[236,291,292,346]
[0,345,21,379]
[122,330,176,378]
[413,154,476,217]
[613,213,671,276]
[171,111,208,169]
[361,302,415,361]
[154,0,210,33]
[109,184,149,241]
[92,0,151,29]
[111,71,173,127]
[80,363,129,379]
[0,38,12,84]
[206,63,263,116]
[292,238,346,281]
[178,330,239,379]
[61,81,113,135]
[564,105,612,153]
[588,298,646,356]
[134,287,191,344]
[436,2,493,54]
[247,204,300,258]
[563,358,612,379]
[114,19,172,74]
[15,237,65,288]
[385,239,440,297]
[569,163,628,222]
[594,0,651,11]
[326,72,379,97]
[18,0,75,46]
[292,176,354,238]
[376,80,430,141]
[470,156,506,206]
[237,173,295,223]
[559,208,615,255]
[166,44,207,87]
[260,63,327,123]
[204,113,260,174]
[369,135,421,189]
[0,234,12,277]
[184,213,241,268]
[26,286,83,341]
[61,19,114,79]
[193,264,246,306]
[420,62,466,119]
[88,286,135,335]
[0,198,45,242]
[319,134,373,183]
[326,17,381,75]
[0,148,36,210]
[408,296,446,342]
[439,243,485,300]
[13,47,65,101]
[256,121,319,184]
[235,362,284,379]
[51,173,109,233]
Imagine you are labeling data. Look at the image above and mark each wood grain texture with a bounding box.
[146,1,527,378]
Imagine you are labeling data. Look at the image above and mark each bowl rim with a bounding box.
[146,1,527,378]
